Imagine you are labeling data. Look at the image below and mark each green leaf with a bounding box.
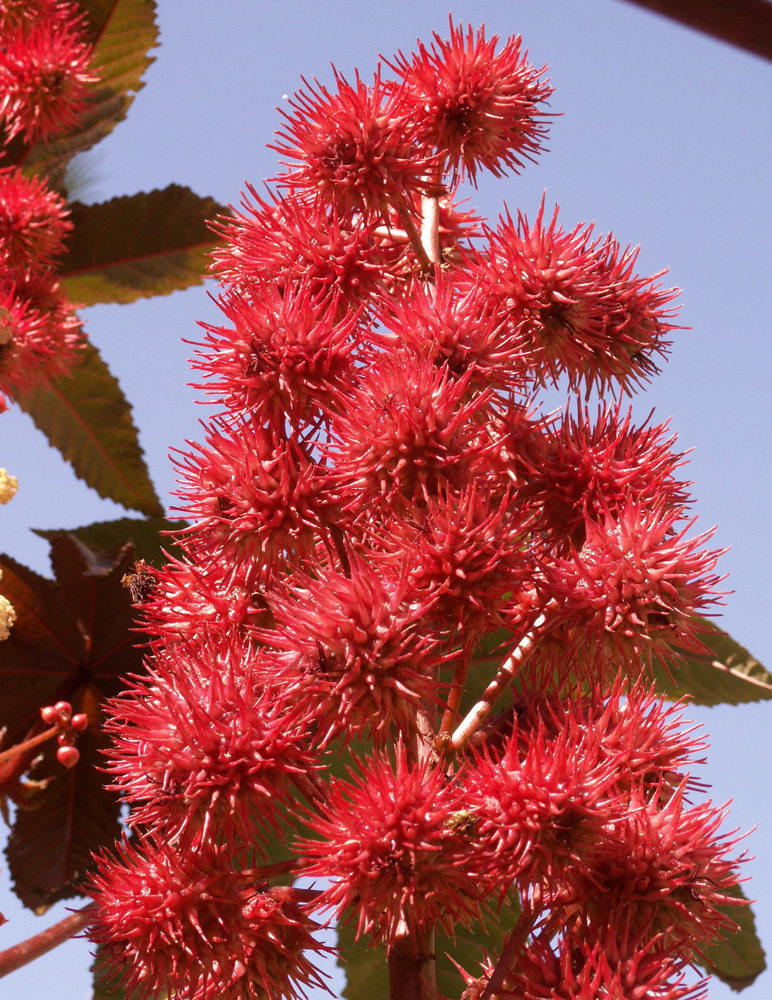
[436,903,519,999]
[698,883,767,990]
[337,922,388,1000]
[33,517,188,566]
[60,186,225,305]
[15,341,163,516]
[17,0,159,182]
[466,620,772,709]
[652,619,772,706]
[338,904,519,1000]
[91,946,132,1000]
[91,944,169,1000]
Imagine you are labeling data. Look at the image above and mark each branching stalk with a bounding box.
[420,193,441,266]
[0,903,95,980]
[0,724,61,766]
[397,209,433,273]
[477,904,535,1000]
[438,657,470,742]
[450,614,546,752]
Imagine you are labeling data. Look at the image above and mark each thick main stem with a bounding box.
[388,918,436,1000]
[388,671,438,1000]
[0,903,94,979]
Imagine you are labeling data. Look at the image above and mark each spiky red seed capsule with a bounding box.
[87,839,327,1000]
[0,11,98,143]
[272,70,434,218]
[105,638,316,847]
[389,19,553,183]
[302,750,480,944]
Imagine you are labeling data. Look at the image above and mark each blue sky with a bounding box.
[1,1,770,997]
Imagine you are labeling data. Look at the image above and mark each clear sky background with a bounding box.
[1,1,770,997]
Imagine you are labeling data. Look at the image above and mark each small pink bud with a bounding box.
[40,705,59,724]
[54,701,72,721]
[70,713,88,732]
[57,745,79,769]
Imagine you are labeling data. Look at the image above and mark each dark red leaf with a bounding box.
[0,535,147,909]
[5,728,122,911]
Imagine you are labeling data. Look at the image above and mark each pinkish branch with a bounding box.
[0,903,95,980]
[397,207,433,273]
[420,193,441,265]
[0,724,61,766]
[450,613,547,752]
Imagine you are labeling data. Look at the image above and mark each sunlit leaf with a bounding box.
[699,883,767,991]
[15,341,163,516]
[466,620,772,709]
[652,619,772,706]
[34,517,188,567]
[60,186,224,305]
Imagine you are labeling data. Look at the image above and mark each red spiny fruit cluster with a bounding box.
[87,19,744,1000]
[0,1,94,404]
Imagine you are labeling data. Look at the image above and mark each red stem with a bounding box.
[387,670,438,1000]
[438,656,469,742]
[0,903,95,980]
[388,920,436,1000]
[397,208,433,274]
[477,904,535,1000]
[0,724,61,766]
[617,0,772,62]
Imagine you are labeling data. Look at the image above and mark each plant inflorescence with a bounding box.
[0,10,748,1000]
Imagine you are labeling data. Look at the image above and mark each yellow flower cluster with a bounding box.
[0,467,18,504]
[0,569,15,640]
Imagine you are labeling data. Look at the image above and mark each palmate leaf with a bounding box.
[652,618,772,705]
[60,185,226,305]
[0,535,146,910]
[698,883,767,990]
[338,903,519,1000]
[7,727,122,912]
[91,945,133,1000]
[15,341,163,516]
[34,516,188,567]
[12,0,158,182]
